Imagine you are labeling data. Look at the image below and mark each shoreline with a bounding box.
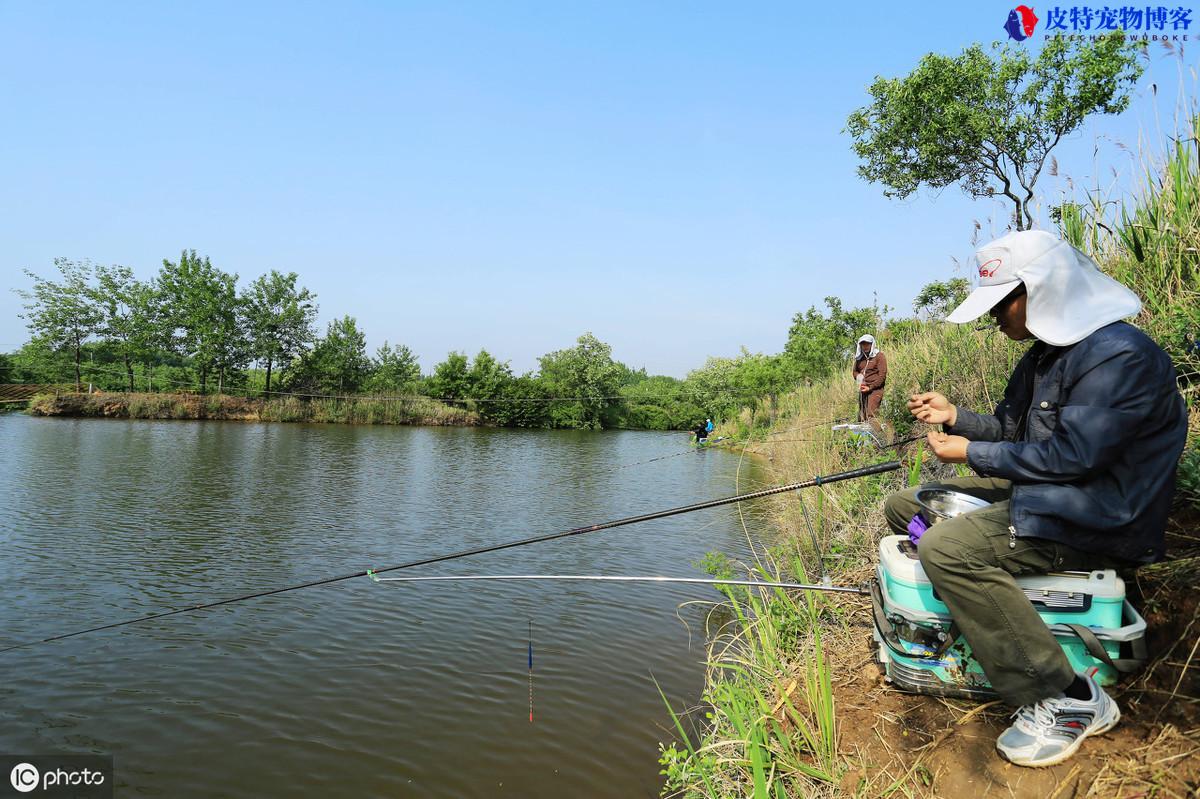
[28,391,482,427]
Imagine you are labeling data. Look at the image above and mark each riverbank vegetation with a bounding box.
[659,52,1198,799]
[28,391,478,426]
[7,261,886,430]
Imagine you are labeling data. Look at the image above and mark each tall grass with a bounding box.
[662,108,1200,798]
[659,557,843,798]
[29,391,480,426]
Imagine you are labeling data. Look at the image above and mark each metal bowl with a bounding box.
[915,488,992,523]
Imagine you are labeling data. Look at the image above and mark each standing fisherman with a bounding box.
[853,334,887,421]
[883,230,1187,767]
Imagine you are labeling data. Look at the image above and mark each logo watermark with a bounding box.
[0,757,111,798]
[1005,5,1041,40]
[1003,4,1193,41]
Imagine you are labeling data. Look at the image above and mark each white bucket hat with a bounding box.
[946,230,1141,346]
[856,334,879,358]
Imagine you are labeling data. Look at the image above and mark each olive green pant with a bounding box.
[883,477,1126,707]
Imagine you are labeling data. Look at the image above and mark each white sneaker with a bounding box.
[996,674,1120,767]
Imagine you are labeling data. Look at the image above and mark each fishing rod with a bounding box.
[370,574,869,595]
[0,460,901,654]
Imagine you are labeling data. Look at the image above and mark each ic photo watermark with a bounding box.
[0,756,112,799]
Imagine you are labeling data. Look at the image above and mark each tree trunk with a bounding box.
[73,337,82,393]
[200,365,208,395]
[218,365,224,396]
[1012,198,1027,231]
[125,355,134,393]
[265,357,273,396]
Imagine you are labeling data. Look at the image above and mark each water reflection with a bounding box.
[0,416,771,797]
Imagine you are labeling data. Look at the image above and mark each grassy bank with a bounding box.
[660,115,1199,797]
[29,391,480,426]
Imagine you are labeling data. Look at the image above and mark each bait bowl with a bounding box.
[915,488,992,523]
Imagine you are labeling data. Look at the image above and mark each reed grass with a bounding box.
[662,108,1200,799]
[659,556,845,798]
[29,391,479,426]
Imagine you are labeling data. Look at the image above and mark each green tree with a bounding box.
[242,270,318,395]
[490,375,551,428]
[3,339,75,384]
[92,264,161,392]
[683,356,742,418]
[426,352,472,403]
[846,34,1142,229]
[16,258,102,391]
[367,341,421,394]
[157,250,244,393]
[913,277,970,320]
[537,332,623,429]
[313,316,370,394]
[784,296,879,380]
[467,349,515,420]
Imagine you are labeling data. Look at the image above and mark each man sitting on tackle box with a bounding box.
[883,230,1187,768]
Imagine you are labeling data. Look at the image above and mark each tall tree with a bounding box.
[537,332,623,429]
[426,352,471,403]
[367,341,421,394]
[92,264,161,392]
[16,258,102,391]
[305,316,370,394]
[784,296,880,381]
[157,250,242,393]
[913,278,970,320]
[242,270,318,395]
[846,34,1142,229]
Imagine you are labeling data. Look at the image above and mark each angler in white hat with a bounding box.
[882,230,1188,768]
[853,334,887,421]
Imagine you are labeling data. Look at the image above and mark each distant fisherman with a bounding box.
[693,421,708,444]
[705,418,714,434]
[853,334,887,421]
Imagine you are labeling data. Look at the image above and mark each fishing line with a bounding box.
[372,575,869,595]
[0,460,901,654]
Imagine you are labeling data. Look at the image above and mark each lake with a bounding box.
[0,415,770,797]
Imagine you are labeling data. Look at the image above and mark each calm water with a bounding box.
[0,415,770,798]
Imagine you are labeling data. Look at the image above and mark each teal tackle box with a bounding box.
[872,535,1147,698]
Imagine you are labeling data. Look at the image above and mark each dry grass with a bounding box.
[28,391,480,426]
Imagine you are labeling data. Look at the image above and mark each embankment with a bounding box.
[663,113,1198,797]
[29,392,481,426]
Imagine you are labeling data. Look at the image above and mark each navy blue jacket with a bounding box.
[950,322,1187,564]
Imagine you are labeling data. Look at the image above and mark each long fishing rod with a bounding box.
[0,460,901,654]
[370,574,869,595]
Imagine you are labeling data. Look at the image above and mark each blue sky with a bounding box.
[0,2,1193,376]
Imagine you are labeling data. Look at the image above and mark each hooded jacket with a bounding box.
[949,321,1187,564]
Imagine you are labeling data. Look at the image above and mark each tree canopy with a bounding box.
[242,270,318,394]
[846,34,1142,229]
[17,258,102,391]
[538,333,624,430]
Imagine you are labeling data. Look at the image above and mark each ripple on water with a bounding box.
[0,417,769,797]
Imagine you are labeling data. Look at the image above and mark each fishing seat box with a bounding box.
[872,535,1147,698]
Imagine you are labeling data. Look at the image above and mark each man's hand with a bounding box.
[927,431,969,463]
[859,383,870,393]
[908,391,957,426]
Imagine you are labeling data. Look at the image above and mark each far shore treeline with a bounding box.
[5,251,922,430]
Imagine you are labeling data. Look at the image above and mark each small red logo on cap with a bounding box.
[979,258,1002,278]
